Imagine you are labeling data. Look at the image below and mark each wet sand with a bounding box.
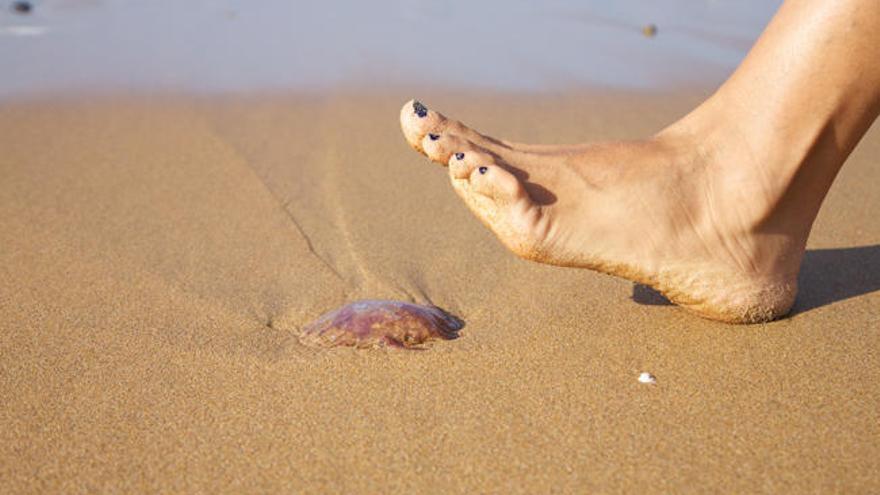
[1,92,878,493]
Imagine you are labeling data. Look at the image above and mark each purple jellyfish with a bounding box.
[300,300,463,349]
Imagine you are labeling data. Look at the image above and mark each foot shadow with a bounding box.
[632,245,880,314]
[792,244,880,314]
[632,283,673,306]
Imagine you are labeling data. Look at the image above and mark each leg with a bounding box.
[399,0,880,323]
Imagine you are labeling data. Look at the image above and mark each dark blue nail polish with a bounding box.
[455,152,465,160]
[478,166,488,175]
[413,100,428,118]
[429,133,440,141]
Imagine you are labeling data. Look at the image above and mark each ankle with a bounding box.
[658,103,813,270]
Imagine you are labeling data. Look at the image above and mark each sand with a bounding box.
[1,91,878,493]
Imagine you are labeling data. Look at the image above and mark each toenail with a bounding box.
[478,166,488,174]
[455,152,465,160]
[413,101,428,118]
[429,133,440,141]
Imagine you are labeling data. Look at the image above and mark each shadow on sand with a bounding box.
[631,244,880,316]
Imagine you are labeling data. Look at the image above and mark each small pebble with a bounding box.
[12,1,32,14]
[638,372,656,384]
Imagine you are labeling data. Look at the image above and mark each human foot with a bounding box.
[399,99,810,323]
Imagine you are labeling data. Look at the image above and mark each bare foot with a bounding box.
[400,99,808,323]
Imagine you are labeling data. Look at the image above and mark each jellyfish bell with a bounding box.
[300,300,463,350]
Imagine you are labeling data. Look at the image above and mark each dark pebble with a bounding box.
[12,1,33,14]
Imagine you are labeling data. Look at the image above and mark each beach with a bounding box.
[1,91,878,493]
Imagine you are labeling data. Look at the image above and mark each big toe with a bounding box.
[400,99,445,153]
[401,99,511,166]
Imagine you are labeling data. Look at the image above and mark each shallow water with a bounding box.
[0,0,780,98]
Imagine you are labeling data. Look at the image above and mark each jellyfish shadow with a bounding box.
[631,244,880,316]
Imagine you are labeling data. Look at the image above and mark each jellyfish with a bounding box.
[299,300,462,349]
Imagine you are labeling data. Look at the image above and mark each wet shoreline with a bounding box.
[1,0,780,98]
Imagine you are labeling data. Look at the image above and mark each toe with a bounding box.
[448,152,548,259]
[448,149,488,180]
[470,164,527,206]
[422,133,468,165]
[400,99,447,153]
[400,99,514,160]
[449,152,526,205]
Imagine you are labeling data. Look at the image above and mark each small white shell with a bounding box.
[638,372,657,384]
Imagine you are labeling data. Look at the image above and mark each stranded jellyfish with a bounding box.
[300,300,463,349]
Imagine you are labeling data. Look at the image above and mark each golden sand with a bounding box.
[1,92,878,493]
